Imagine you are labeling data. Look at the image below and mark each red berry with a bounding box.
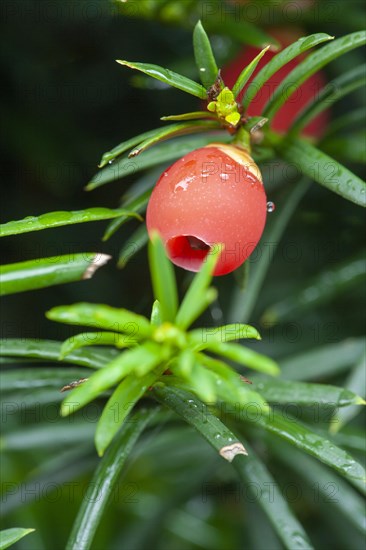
[146,144,267,276]
[221,28,329,139]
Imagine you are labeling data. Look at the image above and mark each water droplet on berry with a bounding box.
[267,201,275,213]
[175,181,189,192]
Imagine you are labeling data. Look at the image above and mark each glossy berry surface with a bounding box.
[146,144,267,276]
[222,28,329,139]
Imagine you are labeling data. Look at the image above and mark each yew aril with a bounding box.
[146,144,267,276]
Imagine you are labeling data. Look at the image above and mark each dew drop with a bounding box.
[267,201,276,213]
[174,181,189,192]
[108,159,114,165]
[39,211,72,225]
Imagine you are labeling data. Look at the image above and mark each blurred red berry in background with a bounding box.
[221,28,329,139]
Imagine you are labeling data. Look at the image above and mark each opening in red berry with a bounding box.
[167,235,211,272]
